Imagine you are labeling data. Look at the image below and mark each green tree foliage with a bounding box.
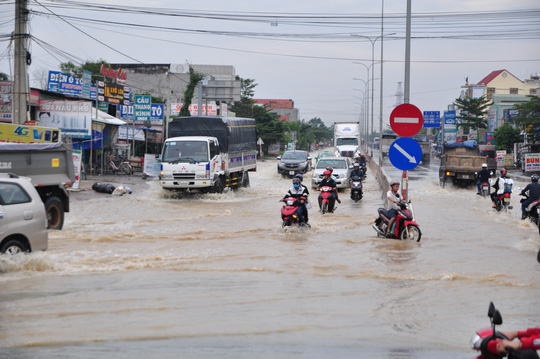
[179,66,203,117]
[513,95,540,143]
[453,95,491,133]
[493,123,522,151]
[60,59,109,83]
[0,72,8,81]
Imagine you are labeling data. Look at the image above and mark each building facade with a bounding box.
[253,99,299,122]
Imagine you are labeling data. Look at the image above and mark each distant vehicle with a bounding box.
[311,157,352,190]
[334,122,361,158]
[277,150,312,176]
[0,173,48,254]
[314,150,334,164]
[439,141,496,188]
[381,131,398,156]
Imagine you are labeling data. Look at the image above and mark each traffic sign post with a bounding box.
[389,103,424,201]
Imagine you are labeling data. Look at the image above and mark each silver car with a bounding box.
[311,157,352,190]
[0,174,48,254]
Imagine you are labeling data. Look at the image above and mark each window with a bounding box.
[210,141,219,159]
[0,183,31,205]
[487,87,495,99]
[531,88,537,95]
[510,88,518,94]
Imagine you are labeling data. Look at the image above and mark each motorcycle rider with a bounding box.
[386,180,401,237]
[325,167,341,204]
[349,162,365,180]
[519,174,540,220]
[490,168,513,209]
[476,163,492,195]
[282,178,309,225]
[295,174,310,197]
[472,327,540,359]
[317,170,339,212]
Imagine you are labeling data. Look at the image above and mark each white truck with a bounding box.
[334,122,361,158]
[160,116,257,193]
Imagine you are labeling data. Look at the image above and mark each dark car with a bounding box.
[277,150,312,176]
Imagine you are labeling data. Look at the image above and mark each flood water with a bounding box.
[1,153,539,358]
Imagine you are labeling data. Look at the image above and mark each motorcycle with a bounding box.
[494,183,513,212]
[519,191,540,234]
[281,197,301,228]
[350,176,363,203]
[471,302,539,359]
[372,200,422,241]
[318,186,335,214]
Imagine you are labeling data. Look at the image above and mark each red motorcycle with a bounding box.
[372,200,421,241]
[281,197,300,227]
[318,186,334,214]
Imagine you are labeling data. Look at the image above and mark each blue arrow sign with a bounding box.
[389,137,423,171]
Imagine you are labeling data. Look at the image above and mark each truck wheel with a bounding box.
[212,177,224,194]
[44,196,64,230]
[1,238,29,254]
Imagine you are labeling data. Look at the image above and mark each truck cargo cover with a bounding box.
[444,140,477,149]
[168,116,256,153]
[334,123,360,137]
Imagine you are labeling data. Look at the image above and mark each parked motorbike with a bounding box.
[281,197,300,227]
[372,200,421,241]
[471,302,539,359]
[350,176,363,203]
[494,183,513,212]
[318,186,335,214]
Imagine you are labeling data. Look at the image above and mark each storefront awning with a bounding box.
[92,108,126,126]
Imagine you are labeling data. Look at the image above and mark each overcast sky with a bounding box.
[1,0,539,128]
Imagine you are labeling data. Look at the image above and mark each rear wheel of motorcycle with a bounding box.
[321,202,328,214]
[496,202,502,212]
[399,225,421,242]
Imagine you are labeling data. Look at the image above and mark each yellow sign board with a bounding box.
[0,123,61,143]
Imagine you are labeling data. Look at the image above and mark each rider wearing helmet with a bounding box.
[325,166,341,205]
[476,163,492,195]
[349,162,365,180]
[317,170,338,212]
[490,168,513,209]
[386,180,401,237]
[282,177,310,225]
[519,174,540,220]
[295,173,310,197]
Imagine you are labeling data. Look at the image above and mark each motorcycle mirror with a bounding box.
[488,302,495,318]
[493,309,503,326]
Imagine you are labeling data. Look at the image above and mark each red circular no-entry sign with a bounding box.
[389,103,424,137]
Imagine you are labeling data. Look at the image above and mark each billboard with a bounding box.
[0,123,61,143]
[0,81,12,122]
[38,100,93,139]
[47,71,97,99]
[97,81,130,105]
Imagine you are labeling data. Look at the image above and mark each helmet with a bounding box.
[295,174,303,181]
[390,180,400,187]
[482,163,487,168]
[292,178,301,185]
[354,162,360,167]
[323,170,331,176]
[500,168,507,177]
[532,174,539,182]
[326,166,333,172]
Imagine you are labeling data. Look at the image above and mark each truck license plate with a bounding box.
[289,171,295,175]
[180,181,188,185]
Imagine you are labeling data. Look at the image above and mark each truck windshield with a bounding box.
[336,138,358,146]
[163,141,209,163]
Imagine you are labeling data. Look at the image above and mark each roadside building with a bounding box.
[253,99,299,122]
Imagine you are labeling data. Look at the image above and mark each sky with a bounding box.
[1,0,539,129]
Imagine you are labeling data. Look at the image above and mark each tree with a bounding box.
[179,66,203,117]
[453,95,491,134]
[60,59,109,83]
[0,72,8,81]
[493,123,522,151]
[513,95,540,143]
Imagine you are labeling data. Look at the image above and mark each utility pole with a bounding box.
[13,0,30,124]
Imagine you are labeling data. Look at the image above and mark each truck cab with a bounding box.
[160,136,222,191]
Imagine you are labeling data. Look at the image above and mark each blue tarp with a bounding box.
[444,140,477,149]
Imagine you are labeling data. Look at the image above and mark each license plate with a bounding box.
[482,186,488,190]
[504,197,511,203]
[180,181,188,185]
[289,171,295,175]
